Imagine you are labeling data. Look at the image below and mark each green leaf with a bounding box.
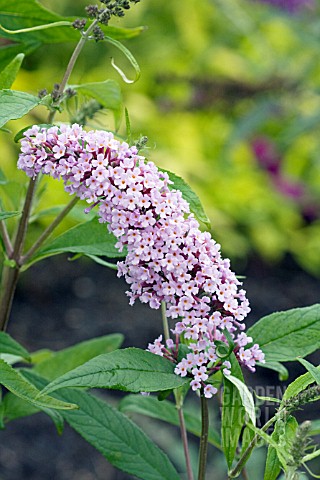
[0,331,30,361]
[3,391,39,422]
[62,390,181,480]
[225,374,256,425]
[221,354,245,468]
[105,36,141,84]
[247,304,320,362]
[20,369,180,480]
[0,90,40,128]
[264,441,282,480]
[297,358,320,385]
[102,25,146,41]
[0,210,20,220]
[282,366,320,402]
[0,43,38,74]
[162,169,211,228]
[0,53,24,89]
[73,80,122,129]
[264,415,298,479]
[257,361,289,381]
[34,333,124,381]
[0,359,77,411]
[3,390,65,433]
[119,394,221,449]
[246,423,287,467]
[39,348,190,396]
[0,0,79,44]
[32,217,125,264]
[2,386,61,435]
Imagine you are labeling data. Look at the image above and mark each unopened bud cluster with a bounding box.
[18,124,264,397]
[282,385,320,412]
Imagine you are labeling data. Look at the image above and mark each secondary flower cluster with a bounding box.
[18,124,264,397]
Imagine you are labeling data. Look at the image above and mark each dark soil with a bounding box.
[1,253,319,479]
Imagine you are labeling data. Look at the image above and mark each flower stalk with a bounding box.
[21,196,79,266]
[198,392,209,480]
[161,301,194,480]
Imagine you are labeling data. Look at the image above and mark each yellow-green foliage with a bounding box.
[2,0,320,273]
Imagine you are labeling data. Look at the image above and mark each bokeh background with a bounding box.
[1,0,320,478]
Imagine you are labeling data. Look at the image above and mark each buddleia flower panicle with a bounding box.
[18,124,264,397]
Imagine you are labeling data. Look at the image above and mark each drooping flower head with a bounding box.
[18,124,264,396]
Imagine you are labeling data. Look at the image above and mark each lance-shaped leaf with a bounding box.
[221,354,246,468]
[264,416,298,480]
[22,369,180,480]
[297,358,320,385]
[247,304,320,362]
[225,375,255,425]
[32,217,125,264]
[0,53,24,89]
[39,348,190,396]
[102,25,146,40]
[0,90,40,128]
[282,365,320,402]
[119,394,221,449]
[0,42,39,75]
[34,333,124,381]
[3,388,65,433]
[0,210,20,221]
[62,389,181,480]
[3,391,39,423]
[0,359,77,410]
[0,0,78,44]
[162,169,211,228]
[0,332,30,361]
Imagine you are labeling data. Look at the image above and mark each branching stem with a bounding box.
[47,18,99,123]
[0,217,13,257]
[0,17,99,330]
[0,178,37,330]
[21,196,79,265]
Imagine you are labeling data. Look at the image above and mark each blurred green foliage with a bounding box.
[2,0,320,273]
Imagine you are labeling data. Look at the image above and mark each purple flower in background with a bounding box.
[251,136,281,176]
[18,124,265,394]
[252,135,319,222]
[254,0,314,13]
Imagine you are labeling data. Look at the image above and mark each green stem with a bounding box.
[21,196,79,266]
[198,392,209,480]
[0,218,13,257]
[178,405,195,480]
[47,19,99,124]
[161,300,170,342]
[0,178,37,330]
[228,415,277,479]
[161,301,194,480]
